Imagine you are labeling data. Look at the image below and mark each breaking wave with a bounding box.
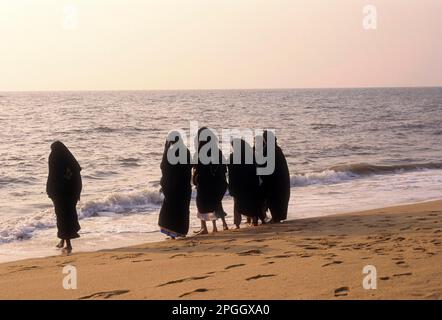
[79,188,163,217]
[291,162,442,187]
[0,188,163,244]
[2,162,442,243]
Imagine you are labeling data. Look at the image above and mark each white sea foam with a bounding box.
[0,209,55,244]
[79,188,163,217]
[290,162,442,187]
[290,170,357,187]
[0,188,164,244]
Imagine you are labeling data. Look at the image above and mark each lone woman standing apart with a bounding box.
[158,132,192,239]
[46,141,82,253]
[193,127,228,234]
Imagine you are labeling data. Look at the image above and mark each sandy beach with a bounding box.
[1,200,441,300]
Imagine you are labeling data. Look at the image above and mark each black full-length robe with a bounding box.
[46,141,82,240]
[228,140,262,226]
[261,145,290,221]
[193,149,227,220]
[158,143,192,237]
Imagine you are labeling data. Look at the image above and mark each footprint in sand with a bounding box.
[393,272,412,277]
[131,259,152,263]
[111,253,143,260]
[425,292,442,299]
[179,288,209,298]
[246,274,276,281]
[237,249,262,256]
[56,260,76,267]
[79,290,130,299]
[169,253,187,259]
[395,261,409,267]
[224,264,246,270]
[322,261,343,267]
[267,254,292,259]
[158,275,211,287]
[334,287,349,297]
[246,239,266,243]
[13,265,42,273]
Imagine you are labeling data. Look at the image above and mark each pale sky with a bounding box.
[1,0,441,91]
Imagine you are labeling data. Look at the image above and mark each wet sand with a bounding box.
[1,200,441,299]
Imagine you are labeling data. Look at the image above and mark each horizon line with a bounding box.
[1,85,442,93]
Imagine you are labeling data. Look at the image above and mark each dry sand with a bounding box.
[1,200,442,299]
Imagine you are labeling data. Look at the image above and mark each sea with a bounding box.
[0,87,441,262]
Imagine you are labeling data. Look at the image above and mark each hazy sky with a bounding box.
[1,0,441,91]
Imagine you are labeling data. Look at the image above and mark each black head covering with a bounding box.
[161,131,189,169]
[50,141,82,172]
[47,141,82,200]
[231,138,254,164]
[196,127,218,153]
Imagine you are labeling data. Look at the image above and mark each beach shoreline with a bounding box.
[1,199,442,299]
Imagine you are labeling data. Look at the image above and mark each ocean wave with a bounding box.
[118,157,141,167]
[94,125,119,133]
[329,162,442,175]
[290,170,357,187]
[2,162,441,243]
[0,209,55,244]
[291,162,442,187]
[79,188,163,217]
[0,188,163,244]
[0,175,38,186]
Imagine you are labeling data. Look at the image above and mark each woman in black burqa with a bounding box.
[260,130,290,223]
[228,138,262,228]
[46,141,82,253]
[193,127,228,234]
[158,131,192,239]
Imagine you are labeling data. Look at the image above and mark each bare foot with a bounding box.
[223,224,229,231]
[194,229,209,235]
[62,247,72,254]
[56,241,64,249]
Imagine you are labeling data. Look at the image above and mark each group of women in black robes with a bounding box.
[45,129,290,249]
[157,128,291,238]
